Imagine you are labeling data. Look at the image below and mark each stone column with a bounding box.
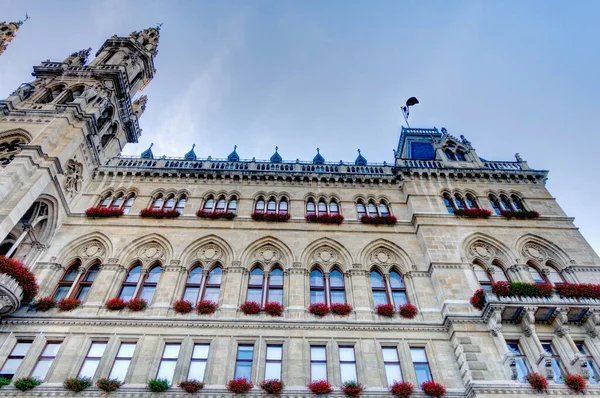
[129,335,161,385]
[204,336,233,386]
[46,334,87,381]
[220,262,245,316]
[348,268,370,315]
[286,264,307,318]
[285,338,306,388]
[88,261,125,307]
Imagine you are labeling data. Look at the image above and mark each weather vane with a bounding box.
[156,22,163,30]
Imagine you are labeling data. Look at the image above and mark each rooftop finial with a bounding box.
[358,149,361,154]
[275,146,278,152]
[317,148,320,153]
[150,143,154,148]
[16,13,30,26]
[234,145,237,150]
[192,144,195,149]
[156,22,163,31]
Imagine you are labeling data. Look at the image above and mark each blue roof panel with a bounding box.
[410,142,436,160]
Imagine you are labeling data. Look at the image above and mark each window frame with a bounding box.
[188,343,210,382]
[73,263,100,302]
[338,345,358,383]
[540,341,565,383]
[310,268,326,305]
[78,341,108,379]
[247,266,264,304]
[382,346,403,386]
[201,265,222,303]
[265,344,283,380]
[52,262,81,301]
[108,341,137,382]
[30,340,62,381]
[0,339,34,379]
[183,265,204,303]
[138,264,162,303]
[266,266,283,305]
[156,343,181,385]
[118,264,143,301]
[370,269,389,306]
[506,340,530,383]
[410,347,433,387]
[310,345,327,382]
[234,344,254,380]
[389,270,407,306]
[329,268,346,304]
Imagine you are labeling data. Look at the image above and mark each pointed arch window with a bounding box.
[310,269,325,304]
[279,199,288,215]
[445,149,456,161]
[370,270,388,306]
[527,263,546,284]
[474,264,492,291]
[99,195,113,209]
[183,266,203,303]
[255,198,265,214]
[500,195,512,211]
[491,262,509,282]
[389,271,407,306]
[454,194,466,210]
[227,197,238,214]
[511,195,524,211]
[306,200,316,216]
[110,194,124,210]
[356,202,366,218]
[119,265,142,301]
[202,266,222,302]
[318,200,327,216]
[247,267,264,303]
[267,199,277,213]
[122,195,135,214]
[489,195,501,215]
[215,198,226,213]
[545,263,564,284]
[163,197,176,211]
[367,201,378,217]
[53,262,80,301]
[151,196,164,211]
[329,201,339,216]
[175,195,187,214]
[465,194,479,209]
[203,197,215,212]
[443,193,455,214]
[267,267,283,305]
[74,264,100,301]
[329,269,346,304]
[140,265,162,303]
[379,202,390,217]
[456,150,466,161]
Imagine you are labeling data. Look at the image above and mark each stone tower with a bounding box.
[0,19,25,56]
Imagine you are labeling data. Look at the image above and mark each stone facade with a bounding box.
[0,27,599,397]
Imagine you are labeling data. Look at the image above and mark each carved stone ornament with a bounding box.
[314,246,337,264]
[370,248,395,265]
[256,245,281,264]
[64,158,83,197]
[523,244,547,261]
[138,243,164,260]
[79,242,105,258]
[470,242,494,259]
[197,245,222,263]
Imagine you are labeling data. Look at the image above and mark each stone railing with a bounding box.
[0,273,23,316]
[483,161,523,170]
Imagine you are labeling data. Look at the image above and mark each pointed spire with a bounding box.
[313,148,325,165]
[129,26,160,57]
[270,146,282,163]
[141,143,154,159]
[355,149,367,166]
[184,144,197,161]
[0,18,25,57]
[227,145,240,162]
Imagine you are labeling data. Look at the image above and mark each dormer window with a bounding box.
[444,149,456,161]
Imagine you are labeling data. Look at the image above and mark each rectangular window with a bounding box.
[0,340,33,379]
[109,343,136,382]
[576,342,599,384]
[310,345,327,381]
[79,342,108,379]
[30,341,61,381]
[234,345,254,380]
[265,345,282,380]
[410,347,432,386]
[541,342,564,383]
[382,347,402,386]
[156,343,180,384]
[339,346,357,383]
[506,340,530,383]
[188,344,209,382]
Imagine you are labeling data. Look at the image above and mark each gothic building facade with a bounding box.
[0,27,599,397]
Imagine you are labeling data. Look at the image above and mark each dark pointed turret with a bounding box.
[141,143,154,159]
[227,145,240,162]
[355,149,367,166]
[184,144,197,161]
[270,146,282,163]
[313,148,325,165]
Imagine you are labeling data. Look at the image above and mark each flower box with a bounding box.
[196,210,237,220]
[399,303,418,319]
[390,381,414,398]
[64,377,92,393]
[341,381,365,397]
[308,303,330,317]
[197,300,217,314]
[14,377,41,392]
[0,378,9,388]
[376,303,395,317]
[421,381,446,397]
[0,256,38,305]
[227,377,254,394]
[173,299,193,314]
[453,208,492,219]
[331,303,353,317]
[308,379,333,395]
[35,297,56,312]
[305,214,344,225]
[57,297,81,311]
[555,283,600,299]
[360,215,397,225]
[470,289,486,310]
[251,212,291,222]
[263,301,284,317]
[85,207,124,218]
[148,378,170,392]
[179,379,205,393]
[500,210,540,219]
[240,301,261,315]
[564,373,586,393]
[526,372,548,392]
[105,297,127,311]
[96,378,122,393]
[139,208,180,219]
[492,281,553,298]
[126,298,147,311]
[260,379,283,396]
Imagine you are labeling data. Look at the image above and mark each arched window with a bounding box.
[247,267,264,303]
[202,266,222,302]
[511,195,524,211]
[151,196,164,211]
[379,201,390,217]
[356,202,366,218]
[491,262,509,282]
[500,195,512,211]
[122,195,135,214]
[267,267,283,305]
[389,271,407,306]
[329,201,339,216]
[255,198,265,214]
[183,266,203,303]
[454,194,466,210]
[367,201,378,217]
[175,195,187,214]
[445,149,456,161]
[215,198,226,213]
[203,197,215,212]
[527,263,546,284]
[74,264,100,301]
[545,263,564,284]
[140,265,162,303]
[318,200,327,216]
[267,199,277,213]
[456,150,466,161]
[489,195,501,215]
[473,264,492,291]
[465,194,478,209]
[443,194,455,213]
[279,199,288,215]
[227,197,238,214]
[53,263,80,301]
[110,194,124,210]
[370,270,388,306]
[163,197,176,211]
[310,269,325,304]
[119,265,142,300]
[329,269,346,304]
[99,195,113,208]
[306,200,316,216]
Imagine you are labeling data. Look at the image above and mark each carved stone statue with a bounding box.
[63,48,92,66]
[515,153,523,162]
[12,82,35,101]
[82,83,99,102]
[64,158,83,197]
[132,95,148,117]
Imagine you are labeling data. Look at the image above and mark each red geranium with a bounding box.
[376,303,395,317]
[469,289,486,310]
[173,299,193,314]
[390,381,414,398]
[196,210,236,220]
[139,208,180,219]
[0,256,38,305]
[308,303,330,317]
[227,377,253,394]
[492,281,553,298]
[263,302,284,317]
[305,214,344,225]
[399,303,418,319]
[178,379,205,393]
[308,379,333,395]
[35,297,56,312]
[341,381,364,397]
[453,208,492,219]
[96,378,122,393]
[251,212,291,222]
[421,381,446,397]
[240,301,261,315]
[57,297,81,311]
[526,372,548,392]
[500,210,540,219]
[360,215,397,225]
[85,207,124,218]
[260,379,283,396]
[126,298,147,311]
[555,283,600,299]
[564,373,586,393]
[196,300,217,314]
[104,297,127,311]
[331,303,353,317]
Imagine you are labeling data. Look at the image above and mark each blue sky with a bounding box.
[2,1,600,255]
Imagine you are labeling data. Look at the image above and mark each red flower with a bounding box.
[421,381,446,397]
[260,379,283,396]
[307,379,333,395]
[470,289,486,310]
[390,381,414,398]
[526,372,548,392]
[453,208,492,219]
[376,303,395,317]
[196,210,236,220]
[251,212,291,222]
[226,377,253,394]
[178,379,205,393]
[139,208,180,219]
[35,297,56,312]
[305,214,344,225]
[331,303,353,317]
[85,207,124,218]
[360,215,397,225]
[492,281,553,298]
[126,298,147,311]
[96,378,122,393]
[104,297,127,311]
[555,283,600,299]
[399,303,418,319]
[173,299,193,314]
[196,300,217,314]
[0,256,38,305]
[500,210,540,219]
[564,373,586,393]
[341,381,364,397]
[240,301,261,315]
[308,303,330,317]
[57,297,81,311]
[263,302,284,317]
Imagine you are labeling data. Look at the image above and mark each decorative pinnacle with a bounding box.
[234,145,237,150]
[16,13,30,26]
[357,149,361,154]
[149,143,154,148]
[275,146,278,151]
[317,148,320,153]
[156,22,163,31]
[192,144,195,149]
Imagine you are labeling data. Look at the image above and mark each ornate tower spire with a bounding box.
[0,14,29,56]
